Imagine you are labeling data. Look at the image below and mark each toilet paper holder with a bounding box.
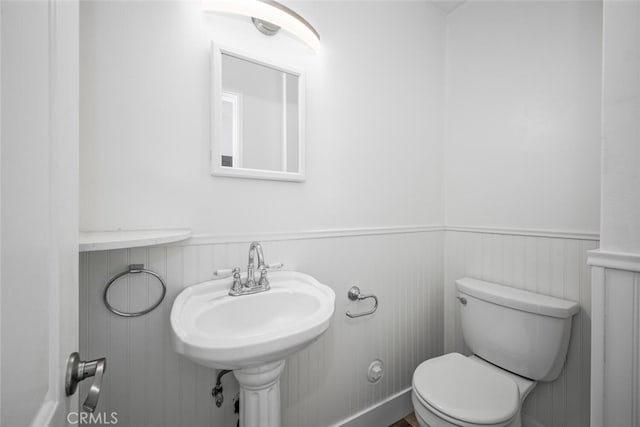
[346,286,378,318]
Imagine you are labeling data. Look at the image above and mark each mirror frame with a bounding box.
[211,42,306,182]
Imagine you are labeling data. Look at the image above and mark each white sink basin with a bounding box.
[170,270,335,370]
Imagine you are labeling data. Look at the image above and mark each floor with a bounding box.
[389,412,419,427]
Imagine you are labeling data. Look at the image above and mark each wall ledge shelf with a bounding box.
[79,229,192,252]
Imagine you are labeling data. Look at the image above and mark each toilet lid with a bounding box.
[413,353,519,425]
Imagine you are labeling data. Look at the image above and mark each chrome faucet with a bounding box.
[228,242,271,296]
[246,241,266,288]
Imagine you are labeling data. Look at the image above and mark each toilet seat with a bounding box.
[412,353,520,426]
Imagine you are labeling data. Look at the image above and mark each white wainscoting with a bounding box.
[588,250,640,427]
[444,230,598,427]
[80,230,444,427]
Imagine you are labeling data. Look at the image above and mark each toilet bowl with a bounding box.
[411,278,579,427]
[412,353,535,427]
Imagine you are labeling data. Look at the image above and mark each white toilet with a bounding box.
[412,277,579,427]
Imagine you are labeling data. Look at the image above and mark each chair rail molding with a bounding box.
[174,225,601,247]
[446,225,600,241]
[176,225,444,246]
[587,249,640,273]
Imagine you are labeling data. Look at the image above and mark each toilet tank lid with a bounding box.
[456,278,579,318]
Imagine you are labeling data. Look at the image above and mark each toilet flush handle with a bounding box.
[456,296,467,305]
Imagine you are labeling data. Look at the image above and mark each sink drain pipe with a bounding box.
[212,369,232,407]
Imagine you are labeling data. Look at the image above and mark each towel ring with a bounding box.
[103,264,166,317]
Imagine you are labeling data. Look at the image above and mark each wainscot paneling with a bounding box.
[444,230,598,427]
[601,269,640,426]
[80,230,444,427]
[588,250,640,427]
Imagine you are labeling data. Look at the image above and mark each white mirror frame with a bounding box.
[211,42,306,182]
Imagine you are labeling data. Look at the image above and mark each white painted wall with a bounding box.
[79,0,445,235]
[444,1,602,234]
[600,0,640,254]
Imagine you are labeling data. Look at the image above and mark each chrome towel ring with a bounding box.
[346,286,379,318]
[103,264,166,317]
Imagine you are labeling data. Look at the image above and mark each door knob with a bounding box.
[65,352,106,413]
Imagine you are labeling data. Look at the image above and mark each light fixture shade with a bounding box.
[203,0,321,52]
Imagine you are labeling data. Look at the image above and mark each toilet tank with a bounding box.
[456,278,579,381]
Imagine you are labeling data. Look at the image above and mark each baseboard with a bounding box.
[337,387,413,427]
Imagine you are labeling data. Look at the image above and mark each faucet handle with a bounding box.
[213,268,234,278]
[258,268,270,288]
[230,268,242,293]
[266,262,284,270]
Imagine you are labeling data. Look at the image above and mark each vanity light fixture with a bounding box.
[202,0,321,52]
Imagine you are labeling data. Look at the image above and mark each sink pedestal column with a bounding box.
[233,360,286,427]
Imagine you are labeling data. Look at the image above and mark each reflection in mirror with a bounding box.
[221,91,241,168]
[212,44,305,182]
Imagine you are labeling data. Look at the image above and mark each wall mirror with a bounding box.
[211,43,305,182]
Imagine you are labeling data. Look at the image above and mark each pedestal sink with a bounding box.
[170,270,335,427]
